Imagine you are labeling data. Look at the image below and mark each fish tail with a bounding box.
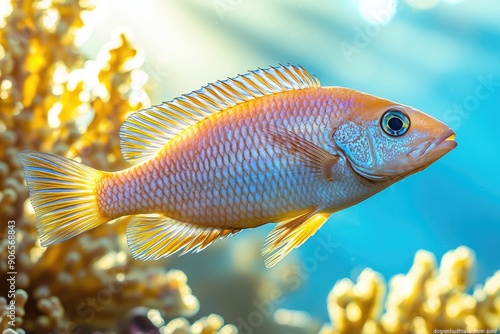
[17,151,110,246]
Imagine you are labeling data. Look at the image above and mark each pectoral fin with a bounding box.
[262,210,330,268]
[265,126,338,181]
[126,214,242,260]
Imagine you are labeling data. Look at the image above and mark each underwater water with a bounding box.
[81,0,500,324]
[1,0,499,333]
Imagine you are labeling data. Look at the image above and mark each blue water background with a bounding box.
[82,0,500,322]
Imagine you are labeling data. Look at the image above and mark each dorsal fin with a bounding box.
[119,64,320,162]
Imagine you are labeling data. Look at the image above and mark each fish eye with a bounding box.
[380,109,410,137]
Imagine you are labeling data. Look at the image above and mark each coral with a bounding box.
[0,2,312,333]
[320,246,500,334]
[161,314,238,334]
[321,269,385,334]
[0,289,28,333]
[4,2,496,334]
[169,235,322,334]
[0,1,204,333]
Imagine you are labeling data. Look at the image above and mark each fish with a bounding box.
[17,64,457,267]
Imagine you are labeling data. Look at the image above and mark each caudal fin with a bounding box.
[17,151,109,246]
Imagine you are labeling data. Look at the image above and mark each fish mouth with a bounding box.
[349,129,457,182]
[408,128,457,162]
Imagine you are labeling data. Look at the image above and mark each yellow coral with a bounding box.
[320,247,500,334]
[325,269,385,333]
[161,314,238,334]
[3,2,496,334]
[0,1,204,332]
[0,289,27,332]
[0,2,307,333]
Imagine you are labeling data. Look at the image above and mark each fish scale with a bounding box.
[164,91,326,226]
[98,91,325,227]
[17,64,457,267]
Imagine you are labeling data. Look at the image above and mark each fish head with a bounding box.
[331,90,457,181]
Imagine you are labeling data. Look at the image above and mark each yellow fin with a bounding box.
[126,214,242,260]
[17,151,109,246]
[262,210,329,268]
[119,64,320,162]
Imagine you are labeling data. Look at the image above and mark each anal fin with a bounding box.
[126,214,241,260]
[262,210,329,268]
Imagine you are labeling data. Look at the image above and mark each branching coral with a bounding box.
[0,2,314,333]
[320,246,500,334]
[0,1,205,333]
[2,2,497,334]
